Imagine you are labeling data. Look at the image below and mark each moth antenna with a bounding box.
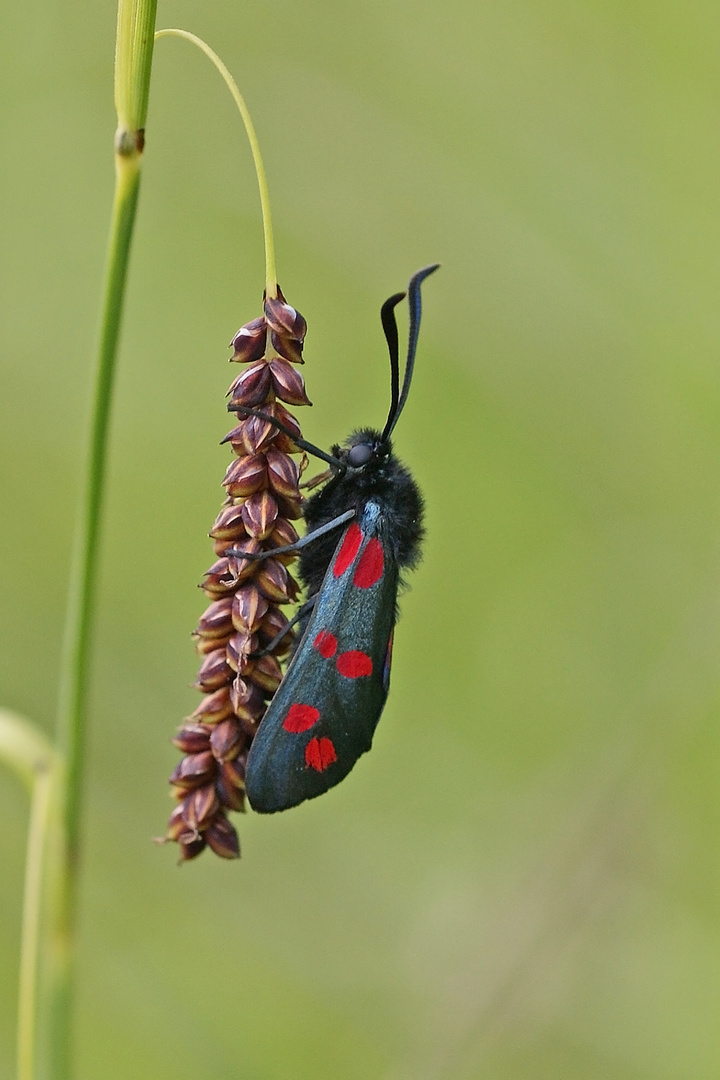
[382,263,440,442]
[380,291,406,443]
[226,403,345,471]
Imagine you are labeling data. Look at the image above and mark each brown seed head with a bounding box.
[165,286,311,860]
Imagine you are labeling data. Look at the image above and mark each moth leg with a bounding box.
[300,467,333,491]
[226,509,356,562]
[250,594,319,659]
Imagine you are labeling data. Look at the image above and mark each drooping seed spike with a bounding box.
[230,315,267,363]
[165,280,312,859]
[268,358,311,406]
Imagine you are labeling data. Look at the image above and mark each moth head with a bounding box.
[344,429,389,470]
[347,442,374,468]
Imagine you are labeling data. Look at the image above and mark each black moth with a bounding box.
[228,264,439,812]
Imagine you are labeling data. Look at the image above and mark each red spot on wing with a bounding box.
[283,703,320,733]
[313,629,338,658]
[353,538,384,588]
[333,523,363,577]
[336,650,373,678]
[305,736,337,771]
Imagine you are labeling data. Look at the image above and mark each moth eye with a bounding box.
[347,443,374,468]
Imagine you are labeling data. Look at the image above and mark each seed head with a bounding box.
[162,285,310,860]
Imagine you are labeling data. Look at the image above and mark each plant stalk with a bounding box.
[17,763,55,1080]
[50,147,142,1080]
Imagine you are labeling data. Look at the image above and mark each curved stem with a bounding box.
[154,28,278,298]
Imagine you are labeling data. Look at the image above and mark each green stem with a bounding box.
[50,149,142,1080]
[154,28,278,297]
[17,763,55,1080]
[0,709,57,1080]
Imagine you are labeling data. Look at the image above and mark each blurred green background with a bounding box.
[1,1,719,1077]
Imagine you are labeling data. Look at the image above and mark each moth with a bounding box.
[228,264,439,812]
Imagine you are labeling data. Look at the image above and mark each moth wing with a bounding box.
[245,512,398,813]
